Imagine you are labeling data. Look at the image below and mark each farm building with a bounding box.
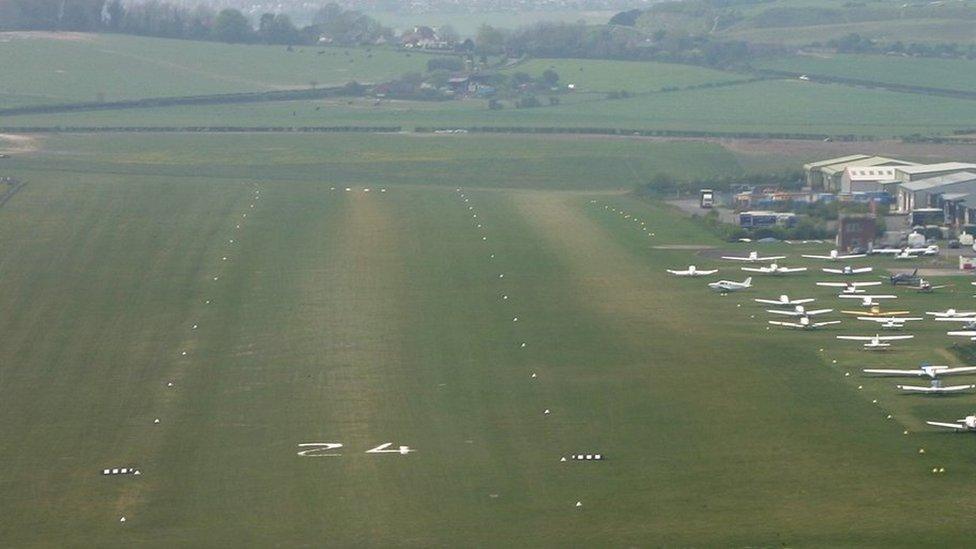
[896,171,976,213]
[803,154,870,190]
[840,165,901,193]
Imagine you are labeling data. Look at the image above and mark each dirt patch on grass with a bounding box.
[0,133,40,154]
[0,31,95,42]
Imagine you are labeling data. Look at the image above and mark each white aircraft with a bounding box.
[897,379,976,394]
[836,333,914,350]
[768,316,841,330]
[666,265,718,277]
[838,294,898,307]
[816,281,882,294]
[873,245,938,257]
[926,309,976,319]
[740,263,807,275]
[947,330,976,341]
[863,363,976,379]
[708,277,753,293]
[927,415,976,431]
[822,265,873,275]
[907,279,948,293]
[934,317,976,329]
[721,251,786,263]
[754,295,815,306]
[856,316,923,329]
[767,306,832,317]
[802,250,866,261]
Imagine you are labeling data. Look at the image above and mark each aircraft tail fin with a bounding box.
[743,277,752,287]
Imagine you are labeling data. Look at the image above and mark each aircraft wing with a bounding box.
[926,421,968,430]
[837,336,874,341]
[872,248,901,254]
[760,255,786,261]
[666,269,688,275]
[722,256,752,261]
[768,321,802,328]
[767,309,801,316]
[805,308,833,316]
[837,253,867,259]
[695,269,718,275]
[947,331,976,338]
[816,282,849,287]
[822,268,844,274]
[740,267,765,273]
[812,321,841,327]
[942,367,976,376]
[863,369,926,376]
[851,267,873,274]
[778,267,807,273]
[899,384,975,393]
[801,254,832,260]
[877,335,914,341]
[754,298,784,305]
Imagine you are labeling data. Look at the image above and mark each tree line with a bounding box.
[0,0,392,46]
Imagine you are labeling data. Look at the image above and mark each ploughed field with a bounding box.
[3,134,976,545]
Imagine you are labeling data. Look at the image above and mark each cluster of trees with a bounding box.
[474,21,754,69]
[0,0,391,46]
[816,33,976,60]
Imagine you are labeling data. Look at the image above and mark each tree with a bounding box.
[542,69,559,87]
[212,9,253,43]
[258,12,301,44]
[438,24,460,43]
[475,24,506,55]
[609,9,641,26]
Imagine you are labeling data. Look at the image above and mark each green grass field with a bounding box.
[501,58,748,93]
[5,133,976,544]
[364,10,616,37]
[0,33,429,108]
[755,53,976,93]
[7,78,976,137]
[724,18,976,45]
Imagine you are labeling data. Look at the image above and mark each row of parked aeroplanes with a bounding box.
[668,246,976,429]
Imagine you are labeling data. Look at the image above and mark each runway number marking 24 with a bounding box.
[297,442,414,457]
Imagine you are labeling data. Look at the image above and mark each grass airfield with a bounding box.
[5,135,976,545]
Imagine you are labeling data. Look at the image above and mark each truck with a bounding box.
[700,189,715,209]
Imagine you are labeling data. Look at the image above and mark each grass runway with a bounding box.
[4,138,976,545]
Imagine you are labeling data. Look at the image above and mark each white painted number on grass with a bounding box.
[366,442,414,455]
[297,442,414,457]
[296,443,343,457]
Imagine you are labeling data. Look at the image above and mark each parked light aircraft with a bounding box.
[822,265,873,275]
[839,294,898,307]
[927,415,976,431]
[802,250,866,261]
[889,269,921,286]
[708,277,752,293]
[666,265,718,277]
[897,379,975,394]
[767,306,832,317]
[856,316,923,329]
[836,333,914,350]
[740,263,807,275]
[768,317,841,330]
[873,245,938,257]
[926,309,976,318]
[720,251,786,263]
[754,295,815,306]
[904,278,948,293]
[863,363,976,379]
[816,281,882,294]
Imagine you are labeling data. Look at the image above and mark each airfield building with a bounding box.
[896,171,976,213]
[804,155,917,193]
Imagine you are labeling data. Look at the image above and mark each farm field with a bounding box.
[0,133,739,191]
[499,58,748,93]
[5,133,976,545]
[364,10,617,37]
[755,53,976,93]
[0,32,429,109]
[723,18,976,45]
[7,78,976,137]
